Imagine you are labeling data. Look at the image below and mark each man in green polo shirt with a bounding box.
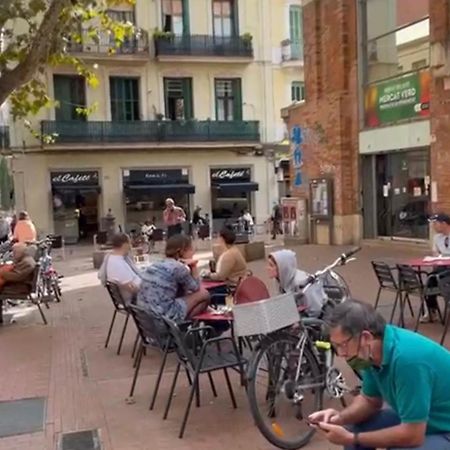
[309,299,450,450]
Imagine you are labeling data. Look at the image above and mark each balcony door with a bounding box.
[215,79,242,121]
[213,0,238,38]
[109,77,140,121]
[162,0,189,36]
[53,75,86,122]
[164,78,193,120]
[289,5,303,60]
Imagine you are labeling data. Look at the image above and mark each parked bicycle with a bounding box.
[32,237,62,303]
[244,248,361,450]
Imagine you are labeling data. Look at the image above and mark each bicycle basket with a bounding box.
[233,293,300,337]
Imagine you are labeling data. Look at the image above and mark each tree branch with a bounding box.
[0,0,71,106]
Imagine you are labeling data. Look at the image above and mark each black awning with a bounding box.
[124,184,195,194]
[212,182,259,194]
[52,185,101,193]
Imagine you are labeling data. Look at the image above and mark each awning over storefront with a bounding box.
[52,185,101,192]
[124,184,196,194]
[212,182,259,195]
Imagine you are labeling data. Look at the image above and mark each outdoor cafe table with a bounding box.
[405,257,450,268]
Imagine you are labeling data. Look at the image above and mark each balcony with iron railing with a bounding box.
[281,39,304,66]
[41,120,260,144]
[66,29,149,58]
[0,126,10,149]
[154,34,253,60]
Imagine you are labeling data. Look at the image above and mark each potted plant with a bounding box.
[153,28,175,40]
[241,32,253,51]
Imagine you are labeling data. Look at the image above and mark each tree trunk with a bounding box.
[0,0,70,106]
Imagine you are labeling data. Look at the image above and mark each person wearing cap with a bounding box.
[423,213,450,322]
[163,198,186,239]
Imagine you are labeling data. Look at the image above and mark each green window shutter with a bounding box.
[232,0,239,36]
[54,75,86,121]
[182,0,190,35]
[182,78,193,119]
[110,77,140,121]
[233,78,242,120]
[289,5,303,59]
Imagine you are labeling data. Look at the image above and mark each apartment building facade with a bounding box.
[7,0,305,240]
[282,0,450,245]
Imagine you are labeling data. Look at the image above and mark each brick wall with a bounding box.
[285,0,359,217]
[430,0,450,213]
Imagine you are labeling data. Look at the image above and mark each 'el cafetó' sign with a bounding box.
[210,168,251,182]
[51,171,99,186]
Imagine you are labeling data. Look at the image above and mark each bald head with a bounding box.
[12,243,27,261]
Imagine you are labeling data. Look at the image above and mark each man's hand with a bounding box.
[308,408,341,425]
[317,422,355,446]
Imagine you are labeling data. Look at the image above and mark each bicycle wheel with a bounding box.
[247,333,323,450]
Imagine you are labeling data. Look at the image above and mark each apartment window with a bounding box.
[53,75,86,121]
[108,10,135,23]
[291,81,305,102]
[411,59,427,71]
[215,79,242,121]
[363,0,430,84]
[110,77,140,121]
[289,5,303,60]
[213,0,237,37]
[162,0,189,35]
[164,78,193,120]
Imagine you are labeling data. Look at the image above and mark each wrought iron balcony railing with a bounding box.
[41,120,260,144]
[155,34,253,58]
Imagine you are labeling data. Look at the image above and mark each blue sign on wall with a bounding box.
[291,125,303,186]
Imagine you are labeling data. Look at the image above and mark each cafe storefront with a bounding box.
[210,167,259,231]
[51,170,101,243]
[123,168,195,232]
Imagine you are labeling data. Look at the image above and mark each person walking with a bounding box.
[271,202,283,240]
[309,299,450,450]
[163,198,186,239]
[13,211,37,243]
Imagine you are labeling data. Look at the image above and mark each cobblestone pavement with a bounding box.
[0,241,445,450]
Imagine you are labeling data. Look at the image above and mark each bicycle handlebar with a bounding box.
[301,246,362,292]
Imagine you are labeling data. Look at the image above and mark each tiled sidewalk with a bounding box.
[0,242,446,450]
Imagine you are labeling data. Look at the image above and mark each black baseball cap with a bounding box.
[429,213,450,225]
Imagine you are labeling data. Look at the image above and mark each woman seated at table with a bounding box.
[137,234,210,322]
[205,227,248,287]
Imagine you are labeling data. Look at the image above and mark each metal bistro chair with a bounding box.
[396,264,442,330]
[437,271,450,345]
[0,263,47,325]
[127,304,184,409]
[104,282,133,355]
[162,317,246,439]
[372,261,402,320]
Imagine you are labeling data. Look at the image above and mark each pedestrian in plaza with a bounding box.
[13,211,37,243]
[137,234,210,322]
[271,201,283,240]
[0,214,10,243]
[163,198,186,239]
[421,213,450,322]
[98,233,142,304]
[309,299,450,450]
